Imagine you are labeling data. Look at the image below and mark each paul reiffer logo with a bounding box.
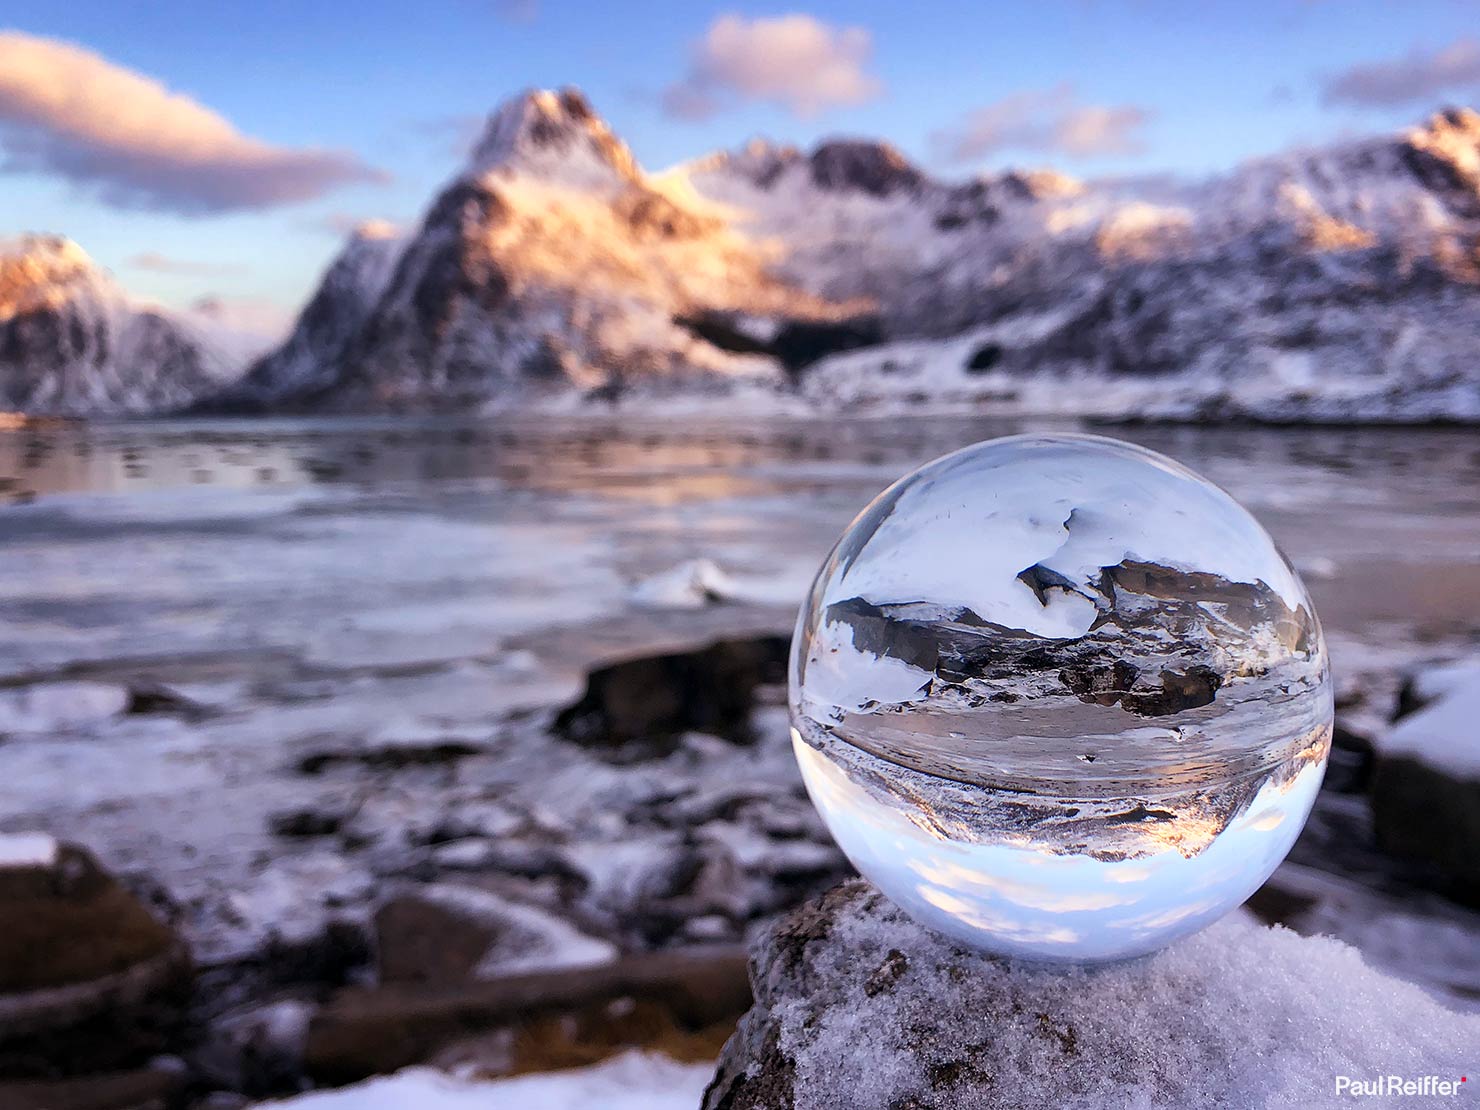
[1335,1075,1467,1098]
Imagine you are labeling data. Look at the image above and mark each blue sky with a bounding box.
[3,2,1476,331]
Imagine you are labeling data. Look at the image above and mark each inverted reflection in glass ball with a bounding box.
[789,434,1332,962]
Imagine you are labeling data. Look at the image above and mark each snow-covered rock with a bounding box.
[631,559,742,609]
[704,880,1477,1109]
[0,680,130,734]
[1371,657,1480,898]
[0,235,248,414]
[233,91,1480,420]
[374,883,617,983]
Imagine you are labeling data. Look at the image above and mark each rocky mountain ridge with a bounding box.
[228,92,1480,420]
[0,235,244,415]
[8,90,1480,419]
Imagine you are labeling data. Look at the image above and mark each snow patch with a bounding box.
[253,1051,714,1109]
[0,831,59,869]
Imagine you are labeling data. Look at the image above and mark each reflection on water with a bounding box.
[794,721,1328,961]
[4,414,1480,511]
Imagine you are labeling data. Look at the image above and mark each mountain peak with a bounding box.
[808,139,922,197]
[0,234,108,321]
[467,87,638,186]
[1400,104,1480,217]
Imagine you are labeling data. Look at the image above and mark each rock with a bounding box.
[125,682,210,718]
[269,805,350,839]
[1322,722,1375,794]
[304,948,750,1085]
[0,835,192,1077]
[0,1066,183,1110]
[295,736,484,774]
[808,141,922,198]
[1371,660,1480,901]
[703,880,1476,1110]
[373,883,616,986]
[194,999,313,1098]
[554,637,789,749]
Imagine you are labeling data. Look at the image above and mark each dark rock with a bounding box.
[0,1066,183,1110]
[376,894,500,988]
[125,683,207,718]
[1371,756,1480,904]
[305,948,750,1085]
[0,838,192,1078]
[554,636,789,749]
[1059,658,1140,707]
[1371,664,1480,903]
[269,807,347,839]
[296,737,484,774]
[965,343,1003,372]
[808,141,922,197]
[772,317,884,375]
[1322,723,1375,794]
[674,312,774,357]
[192,1000,311,1099]
[1119,665,1223,716]
[1242,879,1321,928]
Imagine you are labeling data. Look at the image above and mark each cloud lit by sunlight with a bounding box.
[0,31,387,214]
[663,13,882,121]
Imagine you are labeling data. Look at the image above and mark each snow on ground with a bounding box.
[253,1052,714,1109]
[0,831,58,868]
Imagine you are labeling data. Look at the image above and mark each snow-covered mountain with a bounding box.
[671,107,1480,422]
[0,236,246,415]
[228,92,1480,421]
[230,89,860,411]
[15,90,1480,421]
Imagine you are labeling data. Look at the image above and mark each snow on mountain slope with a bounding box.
[0,235,248,415]
[231,93,1480,420]
[211,220,405,410]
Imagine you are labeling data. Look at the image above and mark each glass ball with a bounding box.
[789,433,1331,961]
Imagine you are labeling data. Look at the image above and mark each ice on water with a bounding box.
[789,434,1333,961]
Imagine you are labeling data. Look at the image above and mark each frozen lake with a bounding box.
[1,414,1478,996]
[4,414,1478,681]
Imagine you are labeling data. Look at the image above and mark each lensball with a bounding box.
[789,433,1332,961]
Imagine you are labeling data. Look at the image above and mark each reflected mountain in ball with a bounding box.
[789,433,1333,961]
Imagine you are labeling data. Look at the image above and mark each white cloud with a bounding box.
[663,13,882,120]
[1322,38,1480,107]
[314,213,404,239]
[933,85,1152,163]
[128,252,245,277]
[0,31,386,214]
